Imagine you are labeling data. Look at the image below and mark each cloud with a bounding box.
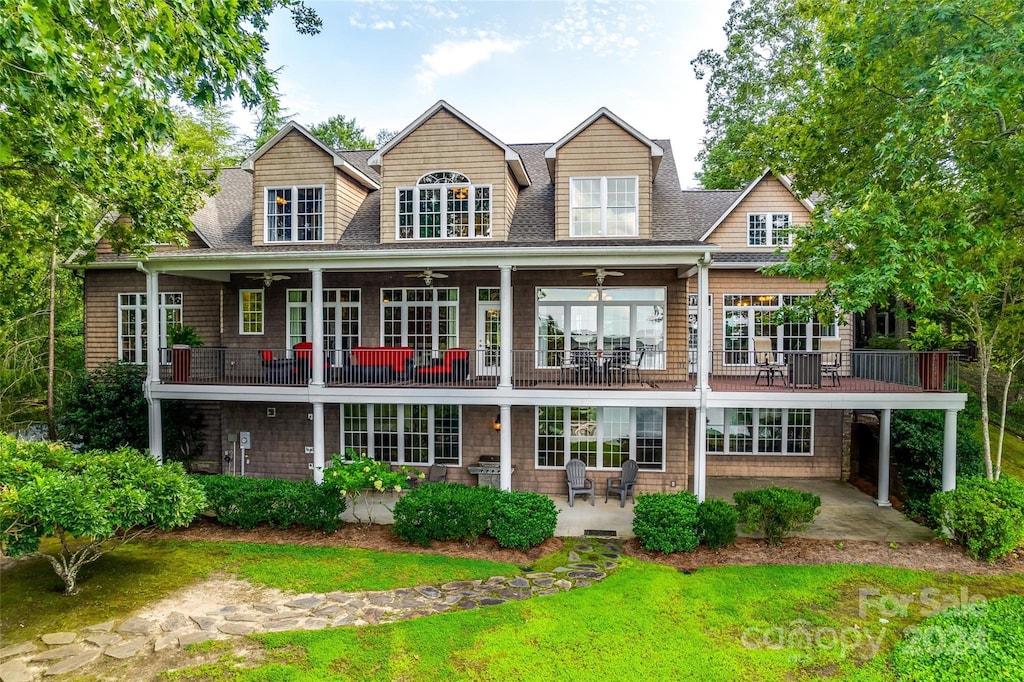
[372,20,395,30]
[544,0,652,57]
[416,33,523,91]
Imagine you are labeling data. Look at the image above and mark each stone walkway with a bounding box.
[0,539,622,681]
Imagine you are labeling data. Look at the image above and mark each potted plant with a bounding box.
[906,320,949,391]
[168,325,204,383]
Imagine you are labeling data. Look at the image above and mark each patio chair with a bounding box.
[565,458,595,507]
[605,459,639,507]
[607,349,645,386]
[559,350,597,385]
[820,338,841,386]
[408,463,448,488]
[753,337,788,386]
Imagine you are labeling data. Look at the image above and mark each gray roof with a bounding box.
[92,138,760,263]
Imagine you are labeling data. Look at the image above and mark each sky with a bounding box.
[233,1,733,189]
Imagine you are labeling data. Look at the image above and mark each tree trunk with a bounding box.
[47,234,57,440]
[996,365,1015,481]
[976,317,994,480]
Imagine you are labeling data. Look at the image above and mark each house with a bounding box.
[76,101,967,503]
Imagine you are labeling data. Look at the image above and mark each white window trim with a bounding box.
[264,185,325,243]
[722,293,840,366]
[239,289,264,335]
[341,404,462,466]
[118,292,182,364]
[285,288,361,351]
[707,408,815,457]
[534,286,666,369]
[395,172,493,241]
[380,287,459,352]
[534,406,666,472]
[746,212,793,247]
[569,175,639,238]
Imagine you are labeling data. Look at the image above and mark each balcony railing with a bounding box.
[157,347,961,394]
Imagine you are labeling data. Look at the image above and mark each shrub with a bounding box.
[889,595,1024,681]
[195,475,346,532]
[930,477,1024,562]
[322,454,414,524]
[632,492,700,553]
[60,362,148,450]
[892,397,985,520]
[698,498,738,549]
[391,483,499,547]
[0,434,206,593]
[489,491,559,550]
[733,487,821,546]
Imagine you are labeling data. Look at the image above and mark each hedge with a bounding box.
[490,491,559,550]
[733,487,820,545]
[632,492,700,553]
[194,474,346,532]
[931,476,1024,561]
[698,498,738,549]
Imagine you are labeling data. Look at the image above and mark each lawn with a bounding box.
[988,424,1024,482]
[0,540,522,644]
[161,550,1024,682]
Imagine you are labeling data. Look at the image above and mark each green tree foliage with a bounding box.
[691,0,815,188]
[173,104,246,167]
[61,363,149,451]
[697,0,1024,478]
[0,435,206,593]
[309,114,375,150]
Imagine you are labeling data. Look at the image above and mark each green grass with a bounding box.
[0,539,521,644]
[163,560,1024,681]
[988,424,1024,482]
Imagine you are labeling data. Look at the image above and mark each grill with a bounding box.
[467,455,513,488]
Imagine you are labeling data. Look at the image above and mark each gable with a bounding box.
[699,174,812,249]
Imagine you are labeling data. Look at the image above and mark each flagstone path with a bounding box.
[0,539,622,681]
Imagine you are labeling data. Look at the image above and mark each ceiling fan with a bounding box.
[404,268,449,286]
[580,268,624,286]
[246,272,291,287]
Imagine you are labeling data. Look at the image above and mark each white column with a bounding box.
[693,406,707,502]
[499,265,513,388]
[942,408,957,492]
[310,267,324,386]
[312,402,325,484]
[144,268,163,463]
[696,255,711,390]
[876,409,892,506]
[499,403,513,490]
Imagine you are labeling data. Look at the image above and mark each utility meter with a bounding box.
[239,431,252,449]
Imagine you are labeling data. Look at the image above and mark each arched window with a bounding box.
[397,170,491,240]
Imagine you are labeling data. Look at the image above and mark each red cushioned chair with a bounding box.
[415,348,469,383]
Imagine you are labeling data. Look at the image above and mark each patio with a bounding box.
[341,478,933,542]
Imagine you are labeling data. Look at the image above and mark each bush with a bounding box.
[322,454,414,524]
[889,595,1024,681]
[60,362,148,450]
[195,475,346,532]
[391,483,499,547]
[892,397,985,520]
[930,477,1024,561]
[632,492,700,553]
[0,434,206,593]
[698,498,738,549]
[733,487,821,546]
[490,491,559,550]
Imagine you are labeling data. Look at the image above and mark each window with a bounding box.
[535,287,665,369]
[747,212,792,246]
[286,289,360,360]
[239,290,264,335]
[265,186,323,242]
[382,288,458,362]
[397,171,491,240]
[570,176,638,237]
[706,408,813,455]
[722,294,838,365]
[118,292,182,364]
[536,406,664,470]
[341,404,460,465]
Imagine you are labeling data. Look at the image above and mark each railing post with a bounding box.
[310,267,324,387]
[499,265,513,389]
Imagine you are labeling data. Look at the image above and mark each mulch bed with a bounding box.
[153,518,1023,575]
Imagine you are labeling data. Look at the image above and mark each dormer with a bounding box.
[242,122,379,246]
[698,170,814,250]
[546,108,663,240]
[369,101,530,244]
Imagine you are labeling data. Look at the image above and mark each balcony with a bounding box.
[158,347,960,394]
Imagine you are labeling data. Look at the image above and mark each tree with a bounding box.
[376,128,399,148]
[691,0,816,188]
[309,114,375,150]
[61,363,149,451]
[173,104,246,167]
[0,435,206,594]
[698,0,1024,478]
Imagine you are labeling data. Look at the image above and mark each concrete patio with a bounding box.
[341,478,934,542]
